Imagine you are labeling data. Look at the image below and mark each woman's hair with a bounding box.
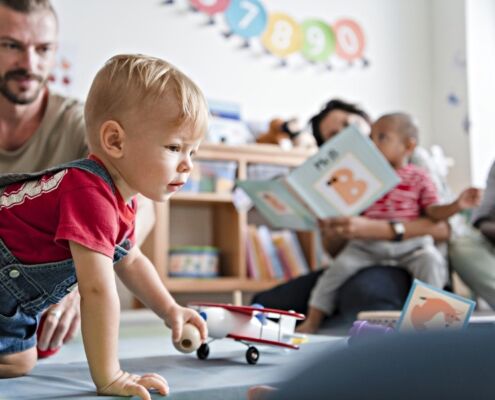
[310,99,371,146]
[84,54,209,150]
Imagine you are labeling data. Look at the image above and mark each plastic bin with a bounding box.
[168,246,220,278]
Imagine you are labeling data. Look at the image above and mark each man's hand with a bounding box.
[457,187,483,210]
[318,216,375,240]
[97,370,169,400]
[38,288,81,351]
[163,305,208,344]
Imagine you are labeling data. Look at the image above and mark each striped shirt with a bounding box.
[363,164,439,221]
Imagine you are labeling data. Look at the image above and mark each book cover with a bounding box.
[396,279,476,332]
[237,126,400,229]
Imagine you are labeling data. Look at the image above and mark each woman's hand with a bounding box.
[319,216,377,240]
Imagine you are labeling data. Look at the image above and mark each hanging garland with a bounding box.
[161,0,369,71]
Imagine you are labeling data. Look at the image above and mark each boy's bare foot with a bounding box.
[247,385,277,400]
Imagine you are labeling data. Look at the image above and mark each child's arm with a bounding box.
[69,241,168,400]
[115,246,208,343]
[425,187,482,222]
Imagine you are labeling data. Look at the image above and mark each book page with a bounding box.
[287,126,400,218]
[236,178,317,230]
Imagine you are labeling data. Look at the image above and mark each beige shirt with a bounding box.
[0,92,88,173]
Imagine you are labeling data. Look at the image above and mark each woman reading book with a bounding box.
[251,99,451,329]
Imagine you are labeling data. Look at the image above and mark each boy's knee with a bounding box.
[0,348,37,378]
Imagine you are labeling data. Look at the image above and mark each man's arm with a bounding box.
[115,246,207,343]
[69,241,168,399]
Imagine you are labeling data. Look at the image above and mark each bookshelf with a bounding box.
[140,143,318,303]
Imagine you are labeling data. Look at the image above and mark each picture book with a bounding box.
[396,279,476,332]
[237,126,401,230]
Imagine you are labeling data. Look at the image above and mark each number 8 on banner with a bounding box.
[261,13,302,58]
[224,0,268,38]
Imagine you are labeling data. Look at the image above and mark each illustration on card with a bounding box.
[314,153,382,214]
[258,191,294,215]
[397,280,475,332]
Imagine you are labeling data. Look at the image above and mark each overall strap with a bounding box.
[0,158,115,195]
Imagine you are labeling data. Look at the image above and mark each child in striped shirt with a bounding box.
[298,113,481,333]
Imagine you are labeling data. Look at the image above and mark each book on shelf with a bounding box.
[246,225,310,280]
[237,126,400,230]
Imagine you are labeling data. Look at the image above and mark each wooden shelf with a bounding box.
[163,278,285,293]
[172,192,232,203]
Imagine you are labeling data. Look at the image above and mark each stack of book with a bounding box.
[246,224,310,280]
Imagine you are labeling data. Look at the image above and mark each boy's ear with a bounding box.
[99,120,125,158]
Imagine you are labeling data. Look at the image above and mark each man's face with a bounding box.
[0,5,57,105]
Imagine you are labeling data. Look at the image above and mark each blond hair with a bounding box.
[84,54,209,150]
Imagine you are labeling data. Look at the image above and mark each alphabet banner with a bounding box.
[161,0,369,72]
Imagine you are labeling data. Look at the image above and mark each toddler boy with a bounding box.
[0,54,208,399]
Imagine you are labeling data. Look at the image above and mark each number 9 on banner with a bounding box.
[261,13,302,58]
[224,0,268,38]
[300,19,336,62]
[333,18,366,62]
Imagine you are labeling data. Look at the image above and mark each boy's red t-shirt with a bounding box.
[362,164,439,222]
[0,156,136,264]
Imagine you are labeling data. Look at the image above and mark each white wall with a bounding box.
[51,1,432,133]
[466,0,495,187]
[50,0,477,189]
[431,0,471,193]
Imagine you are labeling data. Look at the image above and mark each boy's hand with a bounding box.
[457,187,482,210]
[97,370,169,400]
[164,305,208,344]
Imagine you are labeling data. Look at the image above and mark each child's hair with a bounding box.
[310,99,371,146]
[375,112,419,142]
[0,0,55,14]
[84,54,209,151]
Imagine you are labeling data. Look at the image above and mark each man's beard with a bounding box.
[0,69,46,105]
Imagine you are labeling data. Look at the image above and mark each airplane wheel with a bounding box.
[246,346,259,365]
[197,343,210,360]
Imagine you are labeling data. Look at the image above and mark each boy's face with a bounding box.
[0,6,58,105]
[370,119,414,168]
[115,100,203,202]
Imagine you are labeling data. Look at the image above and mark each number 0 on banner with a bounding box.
[261,13,302,58]
[333,18,366,61]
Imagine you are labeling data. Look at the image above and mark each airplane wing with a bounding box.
[227,333,300,349]
[189,302,305,320]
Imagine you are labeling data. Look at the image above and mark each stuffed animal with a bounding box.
[256,118,317,150]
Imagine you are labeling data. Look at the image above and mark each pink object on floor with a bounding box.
[36,313,61,359]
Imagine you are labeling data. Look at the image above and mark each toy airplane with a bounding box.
[188,302,306,364]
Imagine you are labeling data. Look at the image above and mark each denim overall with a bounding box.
[0,159,131,354]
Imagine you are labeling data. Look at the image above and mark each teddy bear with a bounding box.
[256,118,318,150]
